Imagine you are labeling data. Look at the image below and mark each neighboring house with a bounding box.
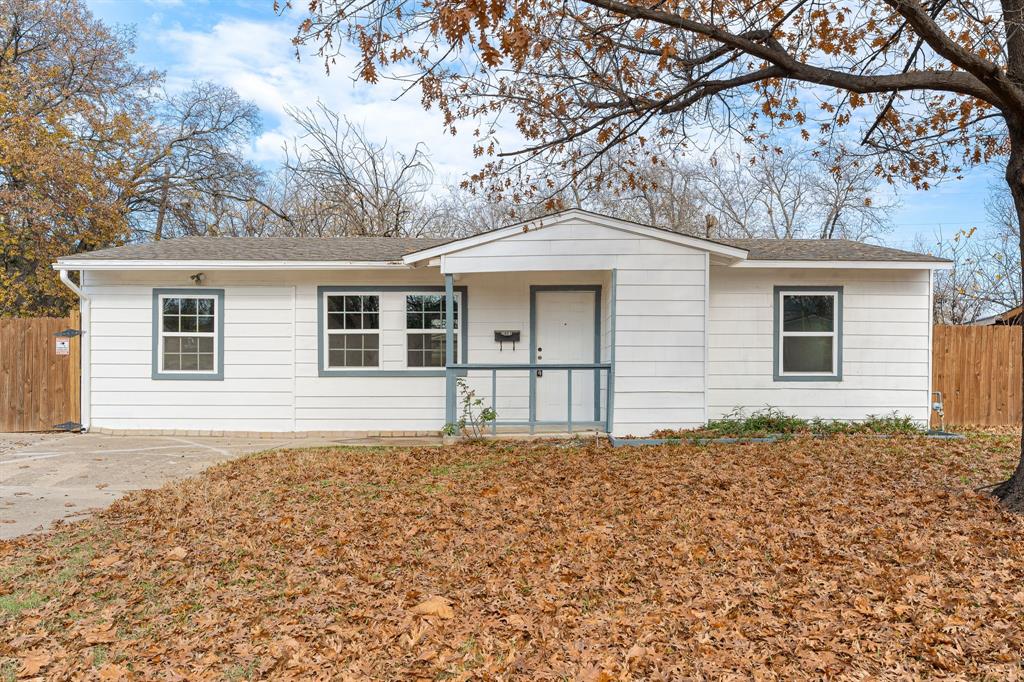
[53,209,952,437]
[971,305,1023,326]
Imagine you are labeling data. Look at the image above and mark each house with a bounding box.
[53,209,952,438]
[971,304,1023,326]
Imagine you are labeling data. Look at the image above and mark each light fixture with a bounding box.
[190,272,205,285]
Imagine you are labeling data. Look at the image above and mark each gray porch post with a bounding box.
[444,273,456,426]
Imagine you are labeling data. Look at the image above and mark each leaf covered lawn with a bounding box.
[2,433,1024,680]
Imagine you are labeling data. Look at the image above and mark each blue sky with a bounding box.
[86,0,1004,249]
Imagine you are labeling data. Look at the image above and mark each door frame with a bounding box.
[529,285,603,425]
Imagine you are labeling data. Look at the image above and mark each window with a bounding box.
[153,289,224,380]
[774,287,842,380]
[324,294,380,368]
[406,294,459,367]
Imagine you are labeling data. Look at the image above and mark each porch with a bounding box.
[441,271,617,435]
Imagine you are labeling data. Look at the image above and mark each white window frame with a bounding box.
[776,289,840,378]
[403,292,461,369]
[157,293,220,375]
[323,293,381,370]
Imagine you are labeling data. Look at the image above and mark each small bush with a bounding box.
[651,407,923,439]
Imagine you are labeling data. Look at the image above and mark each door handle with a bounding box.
[536,369,543,377]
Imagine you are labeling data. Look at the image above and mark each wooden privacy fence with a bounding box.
[0,314,81,432]
[932,324,1022,427]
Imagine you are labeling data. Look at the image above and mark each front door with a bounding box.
[534,289,596,424]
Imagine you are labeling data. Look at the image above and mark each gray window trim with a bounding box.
[773,285,843,382]
[317,285,468,377]
[152,288,225,381]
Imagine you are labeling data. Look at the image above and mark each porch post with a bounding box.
[444,273,456,427]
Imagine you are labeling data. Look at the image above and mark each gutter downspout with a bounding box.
[58,268,90,432]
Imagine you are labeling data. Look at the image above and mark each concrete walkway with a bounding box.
[0,432,438,539]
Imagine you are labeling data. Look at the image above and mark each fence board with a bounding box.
[0,314,81,432]
[932,325,1022,427]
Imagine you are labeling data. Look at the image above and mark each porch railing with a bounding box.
[446,363,613,435]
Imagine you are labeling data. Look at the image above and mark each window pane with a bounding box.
[361,334,379,351]
[164,337,180,352]
[425,312,443,330]
[197,354,214,371]
[408,334,424,350]
[407,312,424,329]
[327,296,343,312]
[181,298,197,315]
[783,336,833,373]
[196,298,214,315]
[327,312,345,330]
[197,316,214,333]
[364,350,379,366]
[783,295,835,332]
[344,313,362,329]
[163,353,180,371]
[344,296,362,312]
[363,296,379,312]
[163,316,179,333]
[181,354,199,371]
[163,298,181,315]
[198,337,213,353]
[181,316,199,333]
[363,313,379,330]
[181,337,198,353]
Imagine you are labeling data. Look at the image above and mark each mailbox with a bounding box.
[494,329,520,351]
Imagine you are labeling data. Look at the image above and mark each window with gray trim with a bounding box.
[158,295,218,373]
[405,294,459,367]
[324,294,380,368]
[775,288,841,378]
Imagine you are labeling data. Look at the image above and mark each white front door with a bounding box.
[534,290,596,423]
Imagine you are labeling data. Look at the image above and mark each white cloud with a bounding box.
[157,17,490,185]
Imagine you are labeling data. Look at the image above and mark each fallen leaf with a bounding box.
[410,596,454,619]
[19,651,50,676]
[89,554,121,568]
[165,546,187,562]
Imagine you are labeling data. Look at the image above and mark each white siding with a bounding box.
[80,219,934,436]
[442,219,709,436]
[707,267,932,423]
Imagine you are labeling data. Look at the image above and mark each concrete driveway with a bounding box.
[1,432,408,539]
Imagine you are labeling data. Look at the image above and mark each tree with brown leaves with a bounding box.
[287,0,1024,507]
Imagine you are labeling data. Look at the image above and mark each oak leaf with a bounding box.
[411,596,454,619]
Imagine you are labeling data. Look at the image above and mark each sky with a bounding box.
[85,0,1005,250]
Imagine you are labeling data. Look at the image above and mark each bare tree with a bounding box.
[124,82,274,240]
[279,102,437,237]
[696,145,894,240]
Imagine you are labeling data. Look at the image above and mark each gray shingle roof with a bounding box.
[64,236,455,262]
[59,234,946,263]
[722,238,948,262]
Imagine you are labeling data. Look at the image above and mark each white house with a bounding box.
[54,209,951,437]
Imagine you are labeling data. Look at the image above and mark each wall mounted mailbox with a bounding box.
[494,329,521,351]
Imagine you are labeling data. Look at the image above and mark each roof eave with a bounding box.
[53,259,414,271]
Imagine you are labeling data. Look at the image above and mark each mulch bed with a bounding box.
[2,432,1023,680]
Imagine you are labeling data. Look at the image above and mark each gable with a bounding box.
[402,210,749,267]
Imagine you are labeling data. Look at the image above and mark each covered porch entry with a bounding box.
[441,270,615,434]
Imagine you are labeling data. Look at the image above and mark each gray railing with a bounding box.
[447,363,613,434]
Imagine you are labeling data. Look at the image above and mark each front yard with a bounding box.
[2,433,1023,680]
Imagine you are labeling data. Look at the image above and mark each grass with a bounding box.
[1,437,1023,679]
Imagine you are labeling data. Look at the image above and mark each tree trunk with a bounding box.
[991,130,1024,510]
[154,165,171,241]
